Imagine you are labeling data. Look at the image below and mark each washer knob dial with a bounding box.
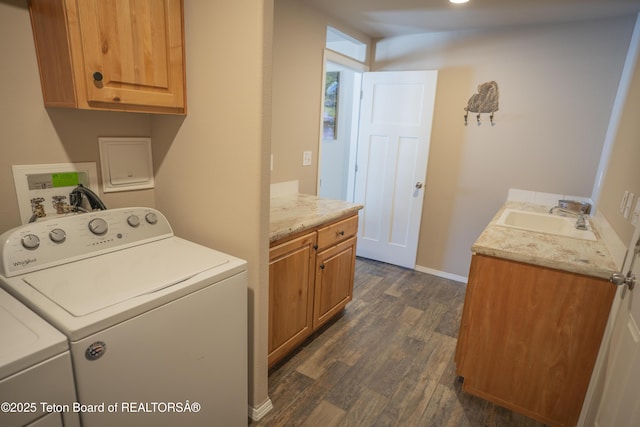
[21,234,40,250]
[49,228,66,243]
[127,215,141,228]
[145,212,158,225]
[88,218,108,235]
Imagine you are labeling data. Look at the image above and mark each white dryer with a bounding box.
[0,208,248,427]
[0,288,79,427]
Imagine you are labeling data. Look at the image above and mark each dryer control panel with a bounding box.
[0,208,173,277]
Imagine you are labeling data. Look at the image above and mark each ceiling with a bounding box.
[301,0,640,38]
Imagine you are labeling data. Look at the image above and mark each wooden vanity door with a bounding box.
[456,254,615,426]
[76,0,185,110]
[313,236,356,330]
[268,233,316,367]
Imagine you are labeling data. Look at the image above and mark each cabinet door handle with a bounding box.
[93,71,103,82]
[320,264,325,270]
[337,230,345,237]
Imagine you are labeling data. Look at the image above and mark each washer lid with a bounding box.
[21,238,229,317]
[0,288,67,379]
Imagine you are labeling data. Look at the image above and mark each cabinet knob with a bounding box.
[93,71,103,82]
[320,264,325,270]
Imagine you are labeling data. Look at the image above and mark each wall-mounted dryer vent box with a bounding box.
[99,137,154,193]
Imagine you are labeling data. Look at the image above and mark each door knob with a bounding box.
[611,236,640,291]
[415,182,423,189]
[610,272,636,291]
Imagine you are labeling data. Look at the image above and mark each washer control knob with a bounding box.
[49,228,66,243]
[21,234,40,250]
[145,212,158,225]
[88,218,108,235]
[127,215,141,228]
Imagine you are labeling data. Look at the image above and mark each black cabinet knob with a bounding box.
[93,72,103,82]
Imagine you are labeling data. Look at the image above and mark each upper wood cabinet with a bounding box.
[28,0,186,114]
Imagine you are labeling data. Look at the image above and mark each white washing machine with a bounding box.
[0,208,248,427]
[0,288,79,427]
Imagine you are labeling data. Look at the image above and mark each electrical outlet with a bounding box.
[631,198,640,226]
[302,151,312,166]
[624,193,635,220]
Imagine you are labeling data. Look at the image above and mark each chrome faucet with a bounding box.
[549,206,588,230]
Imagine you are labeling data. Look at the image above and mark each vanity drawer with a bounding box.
[317,215,358,251]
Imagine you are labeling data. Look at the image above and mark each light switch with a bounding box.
[99,137,154,193]
[303,151,312,166]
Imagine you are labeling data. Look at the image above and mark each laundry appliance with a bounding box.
[0,287,79,427]
[0,207,248,427]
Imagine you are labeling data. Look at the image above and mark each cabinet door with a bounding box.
[456,254,615,427]
[76,0,185,110]
[314,236,356,329]
[268,233,316,367]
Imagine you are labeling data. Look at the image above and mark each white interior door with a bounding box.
[593,226,640,426]
[353,70,437,269]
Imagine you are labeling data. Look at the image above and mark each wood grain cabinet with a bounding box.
[269,214,358,367]
[28,0,186,114]
[268,232,316,367]
[313,217,358,329]
[455,254,616,427]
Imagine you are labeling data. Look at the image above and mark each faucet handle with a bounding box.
[558,199,591,214]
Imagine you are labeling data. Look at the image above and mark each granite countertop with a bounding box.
[473,201,618,280]
[270,193,363,243]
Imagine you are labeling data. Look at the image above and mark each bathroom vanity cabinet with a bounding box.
[269,213,358,368]
[455,253,616,427]
[28,0,186,114]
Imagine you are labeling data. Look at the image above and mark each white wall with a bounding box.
[373,17,636,277]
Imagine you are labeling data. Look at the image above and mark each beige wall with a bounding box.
[598,34,640,246]
[0,1,154,233]
[151,0,273,412]
[271,0,371,194]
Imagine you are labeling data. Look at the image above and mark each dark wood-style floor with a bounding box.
[252,258,546,427]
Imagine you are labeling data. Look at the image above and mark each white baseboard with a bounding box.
[414,265,468,284]
[248,398,273,422]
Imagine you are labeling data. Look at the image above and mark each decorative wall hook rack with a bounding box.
[464,81,499,126]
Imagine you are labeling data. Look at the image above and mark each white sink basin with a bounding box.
[496,209,597,241]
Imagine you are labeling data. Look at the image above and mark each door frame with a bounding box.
[317,49,369,201]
